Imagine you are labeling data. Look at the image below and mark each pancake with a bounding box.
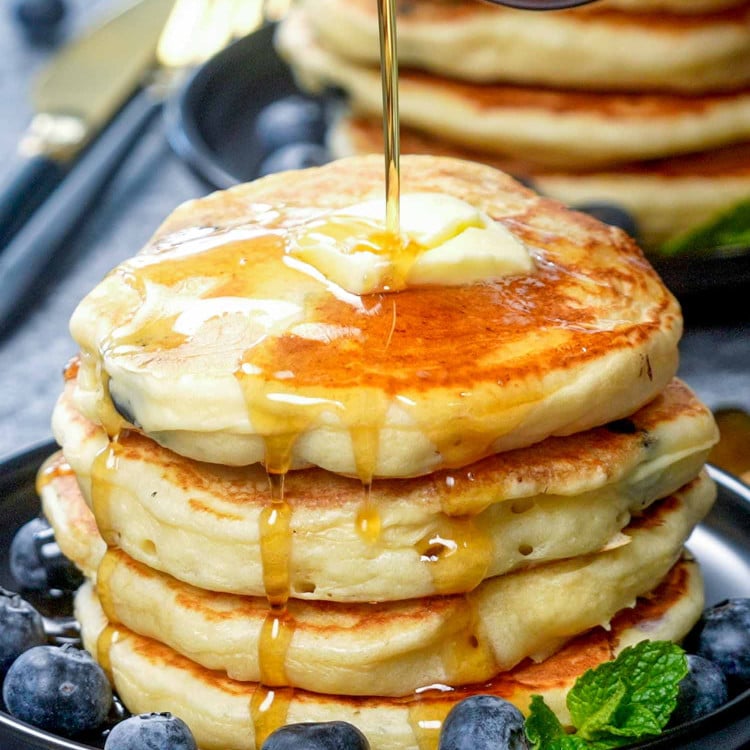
[36,454,106,579]
[303,0,750,93]
[594,0,746,11]
[76,557,704,750]
[69,155,681,479]
[50,379,715,601]
[331,115,750,249]
[277,10,750,169]
[45,453,714,695]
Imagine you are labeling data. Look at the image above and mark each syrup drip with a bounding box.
[378,0,400,235]
[416,516,493,595]
[351,423,382,545]
[258,610,295,686]
[407,698,450,750]
[439,598,496,684]
[95,550,121,625]
[355,481,381,545]
[90,437,122,548]
[252,435,296,740]
[87,357,128,439]
[250,686,294,748]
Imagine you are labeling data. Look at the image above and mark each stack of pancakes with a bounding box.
[275,0,750,250]
[40,156,718,750]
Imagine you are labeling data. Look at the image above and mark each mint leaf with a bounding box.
[526,695,567,748]
[567,641,688,742]
[525,696,614,750]
[576,678,628,740]
[524,641,688,749]
[659,198,750,257]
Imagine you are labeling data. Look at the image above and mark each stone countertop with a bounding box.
[0,1,748,463]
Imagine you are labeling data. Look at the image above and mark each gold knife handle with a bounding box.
[19,113,88,162]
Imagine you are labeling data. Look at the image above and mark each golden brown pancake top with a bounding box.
[70,156,681,476]
[107,158,672,395]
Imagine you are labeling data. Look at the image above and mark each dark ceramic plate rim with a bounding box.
[164,25,750,300]
[0,440,749,749]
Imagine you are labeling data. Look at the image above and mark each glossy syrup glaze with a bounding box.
[68,151,682,747]
[77,202,675,474]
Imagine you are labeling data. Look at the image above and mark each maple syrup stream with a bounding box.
[378,0,400,236]
[252,1,405,743]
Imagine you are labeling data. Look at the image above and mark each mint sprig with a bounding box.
[658,198,750,257]
[525,640,688,750]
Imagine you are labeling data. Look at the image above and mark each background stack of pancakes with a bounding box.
[276,0,750,251]
[39,156,719,750]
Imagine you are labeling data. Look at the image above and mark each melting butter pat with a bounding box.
[407,224,533,287]
[288,193,533,294]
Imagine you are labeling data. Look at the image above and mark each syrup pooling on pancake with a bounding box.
[71,157,681,479]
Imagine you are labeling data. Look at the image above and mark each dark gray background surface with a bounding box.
[0,0,747,463]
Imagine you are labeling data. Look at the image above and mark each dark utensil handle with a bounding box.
[0,155,66,250]
[0,88,163,339]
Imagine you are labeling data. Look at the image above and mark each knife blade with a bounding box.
[0,0,175,249]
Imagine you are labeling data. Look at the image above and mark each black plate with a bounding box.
[0,442,749,749]
[164,25,750,304]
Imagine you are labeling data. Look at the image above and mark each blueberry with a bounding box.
[574,202,640,240]
[691,598,750,695]
[111,392,139,427]
[104,712,197,750]
[261,721,370,750]
[3,644,112,736]
[0,588,46,675]
[438,695,529,750]
[257,143,330,177]
[254,96,327,155]
[669,654,728,726]
[10,516,83,592]
[11,0,67,44]
[10,517,51,590]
